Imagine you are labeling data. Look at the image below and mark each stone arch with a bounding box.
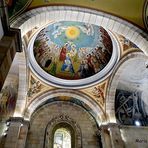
[11,6,148,119]
[12,52,27,117]
[106,51,146,122]
[26,101,101,148]
[24,89,106,124]
[44,114,82,148]
[11,6,148,121]
[11,6,148,56]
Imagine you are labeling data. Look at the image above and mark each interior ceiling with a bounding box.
[33,21,112,80]
[4,0,148,126]
[27,18,120,88]
[6,0,148,31]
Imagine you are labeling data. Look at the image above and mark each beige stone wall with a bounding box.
[26,101,100,148]
[120,126,148,148]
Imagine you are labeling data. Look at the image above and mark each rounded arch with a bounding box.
[11,6,148,56]
[106,51,146,123]
[24,89,106,124]
[52,123,74,148]
[44,114,82,148]
[27,100,101,148]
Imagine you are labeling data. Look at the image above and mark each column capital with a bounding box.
[23,120,30,127]
[100,123,120,129]
[108,123,120,128]
[7,117,30,127]
[4,117,30,148]
[8,117,24,123]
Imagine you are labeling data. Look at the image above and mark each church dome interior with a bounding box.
[0,0,148,148]
[28,21,119,88]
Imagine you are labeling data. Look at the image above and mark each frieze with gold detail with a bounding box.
[92,84,105,106]
[27,73,53,102]
[80,81,108,109]
[27,76,42,97]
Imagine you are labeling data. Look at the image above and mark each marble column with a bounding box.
[100,124,112,148]
[4,117,29,148]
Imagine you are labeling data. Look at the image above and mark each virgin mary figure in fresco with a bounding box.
[61,54,75,74]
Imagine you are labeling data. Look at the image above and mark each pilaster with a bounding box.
[4,117,29,148]
[100,123,124,148]
[108,123,124,148]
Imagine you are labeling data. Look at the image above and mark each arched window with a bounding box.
[53,128,71,148]
[44,116,82,148]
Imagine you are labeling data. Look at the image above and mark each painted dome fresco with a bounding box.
[33,21,113,80]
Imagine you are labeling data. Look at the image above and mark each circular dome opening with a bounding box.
[28,21,120,88]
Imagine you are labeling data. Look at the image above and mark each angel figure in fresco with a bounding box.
[92,86,104,105]
[79,48,87,59]
[70,46,77,57]
[27,78,41,97]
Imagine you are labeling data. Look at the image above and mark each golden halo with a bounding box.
[65,26,80,39]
